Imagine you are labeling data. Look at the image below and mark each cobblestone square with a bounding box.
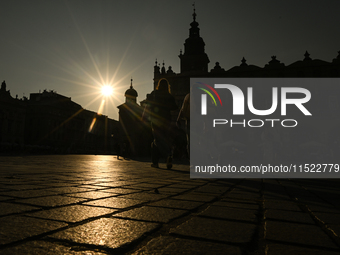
[0,155,340,254]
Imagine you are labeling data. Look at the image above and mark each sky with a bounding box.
[1,0,340,120]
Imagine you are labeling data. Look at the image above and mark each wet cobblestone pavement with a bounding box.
[0,155,339,254]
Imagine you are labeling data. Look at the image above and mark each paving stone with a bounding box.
[154,187,187,194]
[0,240,108,255]
[288,194,324,205]
[0,190,56,198]
[65,191,117,199]
[227,191,261,200]
[76,184,109,189]
[118,187,152,191]
[148,199,203,210]
[0,215,67,245]
[266,220,338,249]
[0,184,47,190]
[267,243,340,255]
[199,205,258,222]
[313,212,340,225]
[129,183,164,189]
[100,188,140,194]
[132,236,242,255]
[265,200,301,211]
[0,195,13,201]
[322,196,340,209]
[117,192,169,201]
[26,205,116,223]
[328,224,340,237]
[171,194,216,202]
[211,201,259,209]
[114,206,187,223]
[167,184,199,189]
[94,181,137,187]
[307,204,340,213]
[170,216,256,243]
[15,196,86,207]
[221,197,258,204]
[83,197,144,208]
[147,180,177,185]
[191,179,210,183]
[38,183,71,188]
[50,218,159,249]
[263,192,292,200]
[262,181,291,199]
[266,209,315,224]
[0,202,39,216]
[193,184,230,194]
[45,187,93,194]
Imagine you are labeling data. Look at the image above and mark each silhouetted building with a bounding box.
[0,84,118,154]
[154,8,340,107]
[0,81,27,152]
[148,8,340,160]
[117,79,152,157]
[25,89,118,154]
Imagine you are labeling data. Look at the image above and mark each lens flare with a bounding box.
[101,85,113,96]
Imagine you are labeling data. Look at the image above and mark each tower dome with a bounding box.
[125,79,138,103]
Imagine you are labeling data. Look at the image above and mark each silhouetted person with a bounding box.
[177,93,190,157]
[143,79,177,168]
[121,141,130,160]
[116,142,121,160]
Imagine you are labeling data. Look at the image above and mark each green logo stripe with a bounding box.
[199,87,217,106]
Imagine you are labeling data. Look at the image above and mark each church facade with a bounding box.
[154,9,340,106]
[117,79,152,157]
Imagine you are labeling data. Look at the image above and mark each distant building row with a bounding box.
[0,81,118,154]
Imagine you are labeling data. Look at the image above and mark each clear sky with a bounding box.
[1,0,340,120]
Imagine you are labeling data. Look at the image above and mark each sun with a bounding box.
[101,85,113,96]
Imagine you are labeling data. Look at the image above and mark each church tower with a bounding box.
[117,79,152,156]
[124,79,138,104]
[179,5,210,73]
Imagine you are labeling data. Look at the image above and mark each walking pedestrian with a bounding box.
[176,93,190,157]
[142,79,177,168]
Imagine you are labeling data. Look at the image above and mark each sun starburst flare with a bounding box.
[101,85,113,97]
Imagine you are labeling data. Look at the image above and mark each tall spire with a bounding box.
[179,4,210,73]
[189,3,199,38]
